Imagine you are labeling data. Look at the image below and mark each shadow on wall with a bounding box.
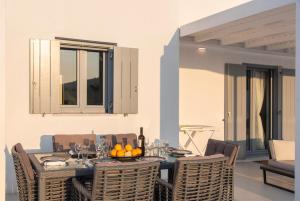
[160,29,180,147]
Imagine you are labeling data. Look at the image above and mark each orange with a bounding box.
[110,149,117,157]
[125,151,132,157]
[117,150,125,157]
[136,148,142,155]
[132,149,139,157]
[114,144,122,151]
[125,144,133,152]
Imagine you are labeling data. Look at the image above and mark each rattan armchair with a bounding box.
[12,143,38,201]
[72,160,160,201]
[204,139,240,201]
[156,155,227,201]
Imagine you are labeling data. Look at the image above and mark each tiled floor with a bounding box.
[235,162,294,201]
[6,162,294,201]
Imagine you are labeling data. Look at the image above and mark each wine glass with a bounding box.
[96,136,107,159]
[75,144,83,162]
[159,139,169,158]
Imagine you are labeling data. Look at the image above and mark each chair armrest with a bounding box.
[157,178,173,190]
[72,178,92,199]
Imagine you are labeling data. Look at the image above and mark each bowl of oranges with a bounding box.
[110,144,142,161]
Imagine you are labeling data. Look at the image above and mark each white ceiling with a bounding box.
[184,4,296,56]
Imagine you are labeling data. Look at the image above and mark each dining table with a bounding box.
[28,152,176,201]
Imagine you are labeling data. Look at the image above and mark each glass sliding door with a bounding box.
[246,69,272,154]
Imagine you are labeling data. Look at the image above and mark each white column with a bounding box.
[0,0,5,199]
[296,0,300,199]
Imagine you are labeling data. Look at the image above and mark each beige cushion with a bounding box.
[268,160,294,172]
[270,140,295,161]
[205,139,240,166]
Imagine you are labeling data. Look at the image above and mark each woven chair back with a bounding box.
[92,160,160,201]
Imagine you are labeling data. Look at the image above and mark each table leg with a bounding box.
[185,131,203,155]
[39,177,46,201]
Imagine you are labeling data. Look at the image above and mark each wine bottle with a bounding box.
[138,127,145,156]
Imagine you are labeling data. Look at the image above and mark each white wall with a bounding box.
[295,0,300,199]
[178,0,252,26]
[4,0,288,195]
[1,0,6,199]
[179,43,295,154]
[5,0,179,193]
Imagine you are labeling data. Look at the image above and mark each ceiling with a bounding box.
[185,4,296,56]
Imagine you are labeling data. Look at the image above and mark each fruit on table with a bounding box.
[125,144,133,152]
[111,149,117,157]
[136,148,142,155]
[117,149,125,157]
[125,151,132,157]
[110,144,142,157]
[114,144,122,151]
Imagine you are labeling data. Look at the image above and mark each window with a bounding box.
[60,49,78,106]
[86,51,104,106]
[58,47,107,113]
[29,38,138,115]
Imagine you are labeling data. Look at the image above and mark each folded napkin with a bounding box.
[44,161,66,166]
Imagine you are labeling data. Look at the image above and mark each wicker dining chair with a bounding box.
[52,134,97,152]
[12,143,38,201]
[72,160,160,201]
[204,139,240,201]
[156,154,227,201]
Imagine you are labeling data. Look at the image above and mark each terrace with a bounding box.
[6,162,294,200]
[1,0,298,200]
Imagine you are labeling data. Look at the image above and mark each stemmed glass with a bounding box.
[74,144,82,163]
[96,136,108,159]
[160,139,169,158]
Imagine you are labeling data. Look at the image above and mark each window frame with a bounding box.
[52,41,113,114]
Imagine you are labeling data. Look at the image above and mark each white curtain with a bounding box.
[251,71,266,150]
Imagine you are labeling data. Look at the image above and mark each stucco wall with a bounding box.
[4,0,284,196]
[179,43,295,154]
[1,0,6,199]
[178,0,252,26]
[4,0,179,193]
[295,0,300,199]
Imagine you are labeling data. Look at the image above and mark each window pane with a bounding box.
[87,51,104,105]
[60,49,77,105]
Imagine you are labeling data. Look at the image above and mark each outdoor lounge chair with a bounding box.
[72,160,160,201]
[260,140,295,192]
[12,143,38,201]
[52,134,97,152]
[156,154,227,201]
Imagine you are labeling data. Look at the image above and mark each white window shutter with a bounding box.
[30,39,53,114]
[113,47,138,114]
[50,40,60,113]
[30,39,40,113]
[130,48,138,113]
[113,47,122,113]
